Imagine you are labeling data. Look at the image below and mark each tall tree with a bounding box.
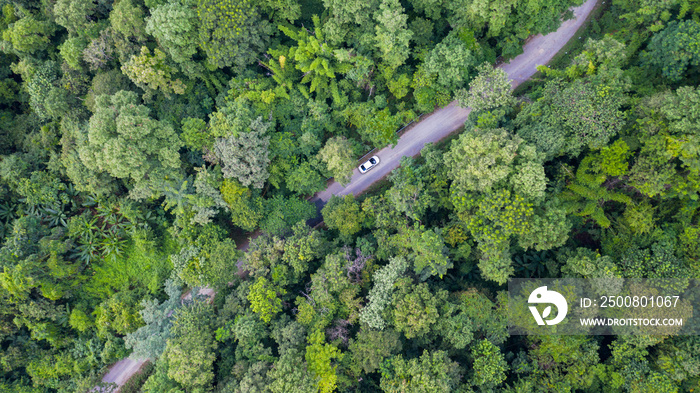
[212,117,271,189]
[78,90,183,199]
[374,0,412,69]
[322,195,366,240]
[164,301,217,390]
[197,0,272,69]
[380,350,462,393]
[146,0,199,65]
[515,72,628,159]
[121,46,187,97]
[317,136,355,186]
[456,63,514,111]
[278,15,350,101]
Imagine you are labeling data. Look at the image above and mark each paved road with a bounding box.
[310,0,598,214]
[100,0,597,389]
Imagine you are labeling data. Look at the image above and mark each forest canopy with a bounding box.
[1,0,700,392]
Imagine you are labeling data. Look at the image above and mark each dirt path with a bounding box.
[100,358,148,391]
[99,0,597,389]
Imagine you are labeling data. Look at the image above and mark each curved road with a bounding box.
[100,0,597,389]
[310,0,597,212]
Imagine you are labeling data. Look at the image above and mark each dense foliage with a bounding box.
[1,0,700,392]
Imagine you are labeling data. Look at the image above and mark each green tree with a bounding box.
[380,350,461,393]
[268,349,317,393]
[2,16,56,54]
[146,0,200,65]
[287,161,325,196]
[391,278,445,339]
[261,195,316,236]
[470,339,508,389]
[26,61,71,121]
[422,32,476,91]
[248,276,286,323]
[278,15,350,100]
[319,0,378,45]
[78,90,183,199]
[456,63,514,111]
[121,46,187,97]
[515,73,628,158]
[322,195,366,239]
[348,329,402,375]
[53,0,96,35]
[644,20,700,82]
[452,189,534,284]
[386,156,436,221]
[560,155,633,229]
[343,101,414,148]
[164,301,217,390]
[517,198,571,252]
[317,136,355,186]
[281,222,325,284]
[411,64,452,113]
[181,117,210,151]
[197,0,272,69]
[374,0,412,69]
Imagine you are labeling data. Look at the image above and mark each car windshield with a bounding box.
[360,165,366,170]
[369,158,376,164]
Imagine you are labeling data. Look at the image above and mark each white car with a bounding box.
[359,156,380,174]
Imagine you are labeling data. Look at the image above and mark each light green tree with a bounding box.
[317,136,355,185]
[374,0,412,69]
[146,1,199,65]
[2,16,56,54]
[121,46,187,97]
[78,90,183,199]
[322,195,366,239]
[248,277,286,323]
[456,63,514,111]
[197,0,272,69]
[445,127,523,193]
[471,339,508,389]
[110,0,147,41]
[53,0,96,35]
[305,330,343,393]
[380,350,461,393]
[164,301,217,390]
[220,178,264,231]
[278,15,351,100]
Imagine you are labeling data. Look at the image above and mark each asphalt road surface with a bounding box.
[100,0,597,389]
[309,0,597,217]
